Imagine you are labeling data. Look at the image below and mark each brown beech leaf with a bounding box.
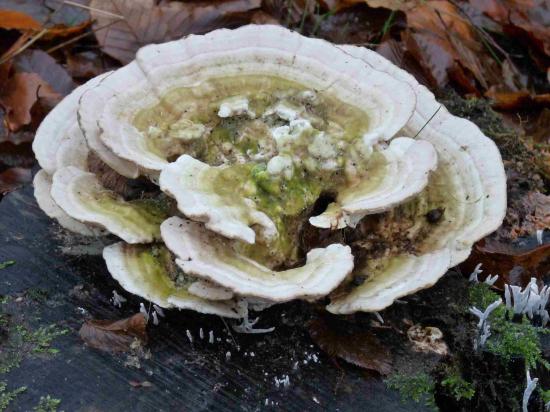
[485,90,550,112]
[66,51,116,80]
[320,0,364,12]
[506,191,550,239]
[524,109,550,179]
[0,9,42,31]
[0,167,31,194]
[364,0,417,11]
[79,313,148,353]
[308,317,392,375]
[14,50,76,96]
[470,0,550,59]
[314,4,400,46]
[0,0,89,28]
[376,39,435,89]
[90,0,261,64]
[0,72,60,131]
[461,239,550,289]
[0,142,35,169]
[370,0,501,93]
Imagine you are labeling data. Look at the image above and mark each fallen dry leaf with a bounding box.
[470,0,550,60]
[0,9,41,31]
[66,51,115,80]
[14,50,76,96]
[90,0,261,64]
[524,109,550,179]
[376,38,435,88]
[0,113,33,144]
[0,0,89,28]
[308,317,392,375]
[507,191,550,239]
[320,0,364,12]
[0,166,31,194]
[461,239,550,289]
[314,4,401,46]
[0,142,35,169]
[365,0,418,11]
[365,0,506,94]
[79,313,148,353]
[486,90,550,111]
[0,72,60,131]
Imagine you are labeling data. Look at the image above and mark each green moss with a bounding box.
[441,369,475,401]
[0,261,15,270]
[487,320,549,370]
[16,324,69,355]
[33,395,61,412]
[385,372,436,410]
[0,381,27,411]
[468,283,550,370]
[540,388,550,404]
[25,288,49,303]
[82,192,170,239]
[1,321,69,374]
[468,283,504,313]
[208,160,340,266]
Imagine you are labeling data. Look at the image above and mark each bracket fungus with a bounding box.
[32,25,506,318]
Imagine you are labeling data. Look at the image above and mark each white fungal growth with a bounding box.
[152,311,159,326]
[152,304,165,317]
[478,322,491,348]
[374,312,384,324]
[274,375,290,388]
[484,274,499,286]
[111,290,126,308]
[470,299,501,350]
[469,263,483,283]
[469,300,502,329]
[225,351,231,361]
[231,301,275,334]
[139,302,149,322]
[186,329,193,343]
[523,369,538,412]
[505,278,550,325]
[209,330,214,344]
[199,328,204,340]
[218,96,255,118]
[537,229,543,245]
[266,155,293,178]
[232,316,275,334]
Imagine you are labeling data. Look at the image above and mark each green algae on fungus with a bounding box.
[103,243,243,318]
[0,382,27,411]
[79,192,170,239]
[133,75,371,166]
[468,283,550,370]
[51,166,171,244]
[160,216,354,301]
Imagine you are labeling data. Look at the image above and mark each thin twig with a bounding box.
[446,0,519,72]
[219,316,238,348]
[45,19,121,54]
[0,28,49,65]
[414,105,442,138]
[60,0,124,19]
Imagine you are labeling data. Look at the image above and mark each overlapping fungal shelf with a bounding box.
[32,25,506,317]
